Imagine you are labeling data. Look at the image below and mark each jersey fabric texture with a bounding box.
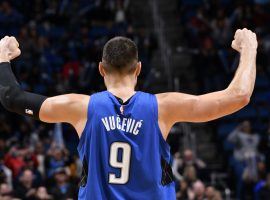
[77,91,175,200]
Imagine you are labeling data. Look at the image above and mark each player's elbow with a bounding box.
[0,86,19,112]
[227,86,251,107]
[236,91,250,107]
[240,94,250,106]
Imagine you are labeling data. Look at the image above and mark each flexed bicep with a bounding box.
[158,91,248,123]
[157,29,257,139]
[157,90,249,139]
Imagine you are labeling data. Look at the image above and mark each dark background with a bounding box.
[0,0,269,199]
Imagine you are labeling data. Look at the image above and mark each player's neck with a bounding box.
[105,76,136,101]
[107,86,136,101]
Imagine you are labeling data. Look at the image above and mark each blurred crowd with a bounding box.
[226,120,270,200]
[174,0,270,199]
[173,149,223,200]
[0,139,80,199]
[178,0,270,93]
[1,0,270,199]
[0,0,157,199]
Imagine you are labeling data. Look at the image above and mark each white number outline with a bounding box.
[108,142,131,184]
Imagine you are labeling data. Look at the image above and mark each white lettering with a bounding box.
[129,119,136,134]
[133,120,143,135]
[116,115,121,129]
[109,116,116,130]
[121,118,127,131]
[101,116,143,135]
[101,117,110,131]
[126,118,132,132]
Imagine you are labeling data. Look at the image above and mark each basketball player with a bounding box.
[0,28,257,199]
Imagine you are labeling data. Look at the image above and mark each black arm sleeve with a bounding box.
[0,62,47,120]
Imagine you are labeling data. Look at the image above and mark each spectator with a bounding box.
[45,146,69,177]
[0,183,14,200]
[49,168,77,200]
[176,149,206,174]
[189,180,205,200]
[227,121,260,162]
[34,186,52,200]
[35,142,46,177]
[115,1,126,24]
[205,186,222,200]
[0,153,12,189]
[172,152,183,181]
[15,169,37,200]
[176,0,270,199]
[2,0,270,199]
[259,173,270,200]
[254,164,267,200]
[176,179,189,200]
[4,147,25,177]
[0,0,157,199]
[228,121,261,199]
[183,165,197,188]
[23,154,43,185]
[259,121,270,170]
[210,9,233,47]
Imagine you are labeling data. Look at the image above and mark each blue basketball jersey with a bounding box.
[77,91,175,200]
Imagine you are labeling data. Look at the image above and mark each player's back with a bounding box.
[78,91,175,200]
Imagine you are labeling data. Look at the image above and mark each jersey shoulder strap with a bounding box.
[77,91,106,151]
[86,91,107,120]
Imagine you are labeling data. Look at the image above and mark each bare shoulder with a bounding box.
[155,93,173,114]
[48,93,90,107]
[156,92,198,106]
[155,92,199,123]
[40,93,90,123]
[155,92,184,106]
[155,92,173,103]
[155,93,177,139]
[66,93,90,105]
[64,93,90,100]
[155,93,167,113]
[65,94,90,117]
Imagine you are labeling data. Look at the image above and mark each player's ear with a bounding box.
[135,62,141,77]
[99,62,106,77]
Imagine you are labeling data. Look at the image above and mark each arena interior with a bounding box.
[0,0,270,199]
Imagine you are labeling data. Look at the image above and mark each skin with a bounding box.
[0,28,257,140]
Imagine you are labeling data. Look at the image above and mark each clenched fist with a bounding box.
[231,28,257,53]
[0,36,21,62]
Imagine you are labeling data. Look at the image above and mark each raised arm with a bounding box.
[0,36,88,136]
[157,28,257,138]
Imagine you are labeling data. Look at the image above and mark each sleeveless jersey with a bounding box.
[77,91,175,200]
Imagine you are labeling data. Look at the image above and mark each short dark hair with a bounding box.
[102,36,138,73]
